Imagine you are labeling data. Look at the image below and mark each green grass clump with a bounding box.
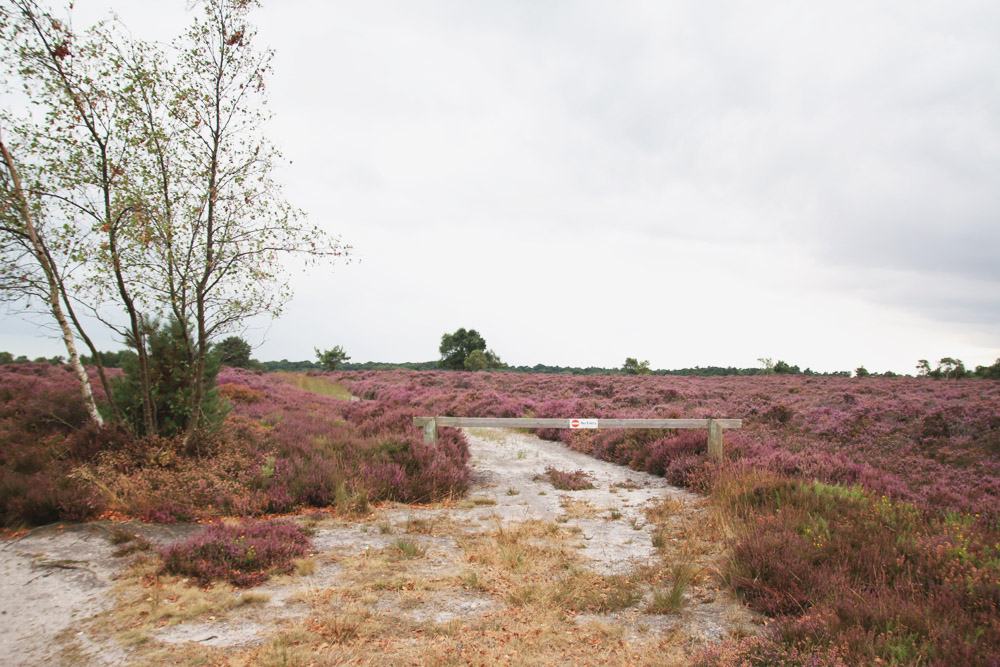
[275,372,353,400]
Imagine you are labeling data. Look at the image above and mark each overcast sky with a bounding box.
[2,0,999,374]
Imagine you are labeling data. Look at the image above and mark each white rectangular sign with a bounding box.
[569,418,599,429]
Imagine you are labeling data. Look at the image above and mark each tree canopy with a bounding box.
[917,357,970,379]
[215,336,253,369]
[438,328,503,371]
[315,345,350,371]
[622,357,651,375]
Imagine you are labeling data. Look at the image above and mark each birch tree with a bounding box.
[2,0,156,431]
[1,0,346,443]
[127,0,345,445]
[0,123,105,425]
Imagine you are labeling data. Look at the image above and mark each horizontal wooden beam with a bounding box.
[413,417,741,430]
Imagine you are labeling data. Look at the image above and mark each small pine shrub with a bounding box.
[113,318,227,439]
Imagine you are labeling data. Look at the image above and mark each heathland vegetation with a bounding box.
[0,363,469,527]
[330,369,1000,665]
[1,358,998,663]
[2,0,999,663]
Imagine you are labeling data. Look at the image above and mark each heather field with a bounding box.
[335,370,1000,520]
[2,364,999,665]
[0,363,469,527]
[331,369,1000,665]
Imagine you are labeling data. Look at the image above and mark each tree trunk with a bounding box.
[0,132,104,426]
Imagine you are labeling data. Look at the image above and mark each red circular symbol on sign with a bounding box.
[571,419,580,428]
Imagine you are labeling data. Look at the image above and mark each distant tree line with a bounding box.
[6,340,998,380]
[916,357,1000,380]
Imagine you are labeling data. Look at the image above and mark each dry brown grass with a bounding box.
[77,554,239,665]
[100,555,238,630]
[457,519,647,618]
[222,608,656,666]
[557,496,601,521]
[292,556,317,576]
[457,495,498,508]
[75,467,758,666]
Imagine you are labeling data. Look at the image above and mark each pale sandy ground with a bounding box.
[0,428,757,665]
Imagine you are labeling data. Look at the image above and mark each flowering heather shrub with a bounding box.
[541,467,595,490]
[711,474,1000,666]
[0,364,119,525]
[0,363,94,433]
[0,466,103,525]
[159,519,310,587]
[694,636,850,667]
[212,369,471,508]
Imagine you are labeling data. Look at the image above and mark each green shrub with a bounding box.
[113,318,227,439]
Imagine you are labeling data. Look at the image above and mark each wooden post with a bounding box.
[707,418,723,462]
[422,417,438,446]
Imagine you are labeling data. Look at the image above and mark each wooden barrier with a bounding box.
[412,417,742,461]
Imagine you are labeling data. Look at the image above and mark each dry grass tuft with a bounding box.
[253,629,320,667]
[293,556,317,576]
[393,537,426,559]
[510,568,642,613]
[558,496,600,519]
[646,560,698,614]
[645,495,685,524]
[240,591,272,605]
[314,604,382,643]
[458,495,498,508]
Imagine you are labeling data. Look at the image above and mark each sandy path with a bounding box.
[0,523,199,666]
[0,428,755,665]
[435,427,698,573]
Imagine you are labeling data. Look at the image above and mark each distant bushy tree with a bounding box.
[464,349,489,371]
[215,336,253,369]
[439,328,484,370]
[0,352,13,364]
[439,328,503,370]
[918,357,969,379]
[936,357,967,379]
[855,366,870,378]
[315,345,350,371]
[80,350,132,369]
[772,360,800,374]
[975,359,1000,379]
[622,357,651,375]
